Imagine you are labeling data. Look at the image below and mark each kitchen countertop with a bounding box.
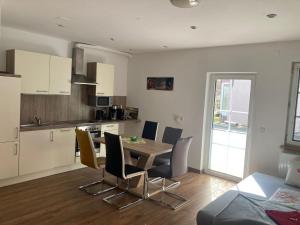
[20,119,140,132]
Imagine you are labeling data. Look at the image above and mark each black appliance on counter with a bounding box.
[88,96,112,107]
[95,108,108,121]
[109,105,118,120]
[117,106,125,120]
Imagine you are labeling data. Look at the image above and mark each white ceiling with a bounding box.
[2,0,300,53]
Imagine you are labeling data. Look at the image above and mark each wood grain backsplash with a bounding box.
[20,84,126,124]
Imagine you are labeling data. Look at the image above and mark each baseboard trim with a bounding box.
[0,163,85,188]
[188,167,203,174]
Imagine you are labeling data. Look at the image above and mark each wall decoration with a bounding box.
[147,77,174,91]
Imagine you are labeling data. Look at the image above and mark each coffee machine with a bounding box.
[117,105,125,120]
[109,105,118,120]
[95,108,108,121]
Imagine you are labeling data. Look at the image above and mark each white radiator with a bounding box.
[278,152,300,178]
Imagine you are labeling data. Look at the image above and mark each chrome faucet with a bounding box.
[33,115,41,126]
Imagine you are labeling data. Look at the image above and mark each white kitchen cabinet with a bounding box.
[49,56,72,95]
[52,128,76,167]
[7,50,50,94]
[0,76,20,143]
[99,123,119,157]
[0,142,19,180]
[87,62,115,96]
[20,128,75,176]
[6,49,72,95]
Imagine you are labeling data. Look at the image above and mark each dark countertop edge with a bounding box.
[20,119,140,132]
[0,73,21,78]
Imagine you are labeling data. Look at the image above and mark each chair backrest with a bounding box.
[142,121,159,140]
[171,137,193,178]
[104,132,125,179]
[162,127,183,145]
[75,129,99,169]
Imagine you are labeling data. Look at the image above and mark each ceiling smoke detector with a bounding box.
[170,0,200,8]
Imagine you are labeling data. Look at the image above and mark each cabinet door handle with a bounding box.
[59,91,70,94]
[50,131,54,142]
[36,90,48,93]
[15,127,19,139]
[97,92,104,95]
[60,129,71,132]
[14,144,18,155]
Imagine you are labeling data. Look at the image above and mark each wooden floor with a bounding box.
[0,168,235,225]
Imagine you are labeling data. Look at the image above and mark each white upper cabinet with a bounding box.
[87,62,115,96]
[0,76,20,142]
[10,50,50,94]
[49,56,72,95]
[6,49,72,95]
[96,63,114,96]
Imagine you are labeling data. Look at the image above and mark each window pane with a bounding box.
[297,94,300,116]
[221,83,231,111]
[293,118,300,141]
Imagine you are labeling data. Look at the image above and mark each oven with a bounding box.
[75,124,101,157]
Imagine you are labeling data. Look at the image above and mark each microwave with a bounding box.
[88,96,112,107]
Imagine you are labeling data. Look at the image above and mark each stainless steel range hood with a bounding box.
[71,47,97,85]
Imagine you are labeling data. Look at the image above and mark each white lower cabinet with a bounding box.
[20,128,75,176]
[0,142,19,180]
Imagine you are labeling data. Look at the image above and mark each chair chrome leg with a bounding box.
[79,168,117,196]
[148,178,189,210]
[165,179,181,190]
[103,177,144,210]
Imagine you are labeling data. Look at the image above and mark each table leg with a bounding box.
[130,155,155,188]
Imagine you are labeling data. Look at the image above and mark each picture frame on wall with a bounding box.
[147,77,174,91]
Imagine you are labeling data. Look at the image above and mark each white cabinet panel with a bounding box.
[14,50,50,94]
[0,142,19,180]
[96,63,114,96]
[20,130,52,175]
[0,76,20,142]
[49,56,72,95]
[52,128,75,166]
[20,128,75,176]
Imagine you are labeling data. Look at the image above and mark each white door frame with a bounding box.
[201,72,256,182]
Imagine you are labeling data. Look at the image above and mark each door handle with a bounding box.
[50,131,54,142]
[60,129,71,132]
[13,143,18,155]
[15,127,19,139]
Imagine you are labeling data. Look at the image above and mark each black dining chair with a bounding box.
[147,136,193,210]
[153,127,183,166]
[103,132,148,210]
[131,120,159,160]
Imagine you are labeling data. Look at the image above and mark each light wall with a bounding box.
[127,40,300,177]
[0,26,128,96]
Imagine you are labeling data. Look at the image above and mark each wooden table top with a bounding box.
[94,136,173,157]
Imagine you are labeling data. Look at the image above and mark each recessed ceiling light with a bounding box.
[170,0,200,8]
[56,24,65,28]
[190,25,197,30]
[266,13,277,19]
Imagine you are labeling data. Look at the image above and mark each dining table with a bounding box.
[93,135,173,189]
